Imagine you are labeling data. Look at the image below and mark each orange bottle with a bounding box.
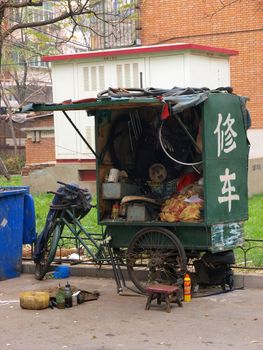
[111,202,120,219]
[184,273,191,302]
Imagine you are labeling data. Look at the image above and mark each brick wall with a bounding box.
[24,114,55,165]
[140,0,263,128]
[25,137,55,164]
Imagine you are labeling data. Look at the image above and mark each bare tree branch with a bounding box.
[204,0,263,17]
[0,82,18,156]
[5,0,43,8]
[0,0,138,108]
[3,10,92,40]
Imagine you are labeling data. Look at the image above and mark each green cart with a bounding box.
[26,87,250,293]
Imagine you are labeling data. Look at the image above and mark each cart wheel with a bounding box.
[35,223,61,280]
[126,227,187,293]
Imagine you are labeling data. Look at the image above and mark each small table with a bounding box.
[145,284,183,313]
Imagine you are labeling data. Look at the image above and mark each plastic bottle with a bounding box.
[183,273,191,302]
[64,282,72,308]
[111,202,120,219]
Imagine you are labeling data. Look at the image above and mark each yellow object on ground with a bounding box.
[20,291,50,310]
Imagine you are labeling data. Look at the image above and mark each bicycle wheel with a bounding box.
[126,227,187,293]
[35,223,62,280]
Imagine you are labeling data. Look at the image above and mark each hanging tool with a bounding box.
[128,120,134,152]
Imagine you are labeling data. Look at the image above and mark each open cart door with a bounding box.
[203,93,249,229]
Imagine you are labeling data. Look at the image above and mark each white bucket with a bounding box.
[108,168,120,183]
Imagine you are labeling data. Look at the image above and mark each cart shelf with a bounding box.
[100,219,207,227]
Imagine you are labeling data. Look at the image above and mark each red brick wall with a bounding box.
[140,0,263,128]
[25,137,55,164]
[25,115,55,165]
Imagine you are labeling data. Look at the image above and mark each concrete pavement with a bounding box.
[0,273,262,350]
[22,260,263,289]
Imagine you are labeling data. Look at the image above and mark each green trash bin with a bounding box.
[0,187,28,280]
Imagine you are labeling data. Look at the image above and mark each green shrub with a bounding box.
[3,156,25,174]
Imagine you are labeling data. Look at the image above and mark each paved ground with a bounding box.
[0,274,262,350]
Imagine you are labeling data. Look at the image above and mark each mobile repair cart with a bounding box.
[24,87,250,293]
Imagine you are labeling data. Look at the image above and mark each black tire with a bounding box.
[35,223,62,280]
[126,227,187,293]
[225,269,234,290]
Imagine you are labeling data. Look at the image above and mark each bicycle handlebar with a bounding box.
[56,181,90,194]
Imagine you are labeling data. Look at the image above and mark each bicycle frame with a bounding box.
[53,205,110,264]
[46,205,127,293]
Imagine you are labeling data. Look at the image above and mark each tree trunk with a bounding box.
[0,86,19,157]
[7,110,18,157]
[0,6,18,158]
[0,156,10,180]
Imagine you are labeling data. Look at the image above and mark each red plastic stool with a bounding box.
[145,284,182,313]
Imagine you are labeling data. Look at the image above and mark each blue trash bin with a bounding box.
[0,187,35,280]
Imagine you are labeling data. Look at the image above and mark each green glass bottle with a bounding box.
[55,289,65,309]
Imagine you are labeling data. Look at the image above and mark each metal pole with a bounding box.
[62,110,98,158]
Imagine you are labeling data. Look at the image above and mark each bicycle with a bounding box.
[33,181,127,292]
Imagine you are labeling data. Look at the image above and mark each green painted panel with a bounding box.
[175,226,211,251]
[106,225,143,248]
[211,222,244,253]
[108,222,243,252]
[204,159,248,224]
[203,94,248,160]
[203,94,249,225]
[108,224,211,251]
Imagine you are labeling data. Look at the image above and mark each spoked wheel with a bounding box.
[126,227,187,293]
[35,223,62,280]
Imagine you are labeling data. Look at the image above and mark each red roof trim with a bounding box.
[42,43,238,62]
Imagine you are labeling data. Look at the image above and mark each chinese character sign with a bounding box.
[203,94,248,224]
[218,168,240,212]
[214,113,237,157]
[214,112,240,213]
